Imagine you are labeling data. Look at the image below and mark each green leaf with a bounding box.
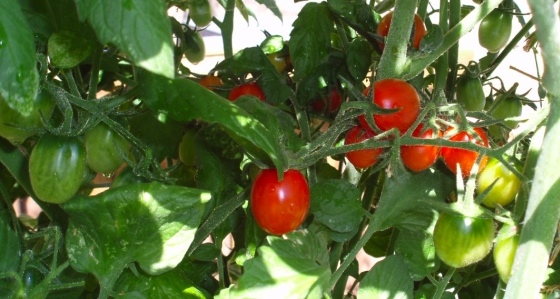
[346,38,374,82]
[310,179,364,233]
[357,254,414,299]
[63,182,211,293]
[74,0,174,78]
[138,71,286,171]
[0,0,39,116]
[114,266,209,299]
[289,2,334,81]
[327,0,379,40]
[0,211,19,274]
[216,230,331,299]
[254,0,282,21]
[370,167,454,232]
[213,47,293,105]
[363,228,394,258]
[395,229,438,281]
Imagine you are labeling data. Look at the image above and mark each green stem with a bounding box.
[402,0,504,80]
[504,0,560,297]
[377,0,419,79]
[87,45,104,100]
[434,0,449,94]
[219,0,236,58]
[445,0,461,99]
[432,267,456,299]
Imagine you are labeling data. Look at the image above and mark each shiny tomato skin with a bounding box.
[493,224,519,282]
[250,169,310,235]
[228,82,266,102]
[359,79,421,134]
[311,89,342,114]
[400,124,441,172]
[267,52,289,73]
[199,75,223,91]
[189,0,213,28]
[0,89,55,145]
[440,128,489,178]
[477,158,522,208]
[456,76,486,112]
[184,31,206,64]
[377,12,427,50]
[84,122,129,174]
[29,135,87,204]
[478,9,512,53]
[433,212,495,268]
[344,126,383,169]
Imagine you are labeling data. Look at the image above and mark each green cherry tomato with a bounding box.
[189,0,213,28]
[48,30,93,69]
[29,135,87,204]
[478,9,513,53]
[433,211,495,268]
[179,128,197,167]
[456,75,486,112]
[84,122,129,174]
[267,52,289,73]
[0,89,55,145]
[477,157,522,208]
[251,169,310,235]
[184,31,206,64]
[493,224,519,282]
[488,94,523,140]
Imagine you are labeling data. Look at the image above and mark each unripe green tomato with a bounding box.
[493,224,519,283]
[488,95,523,140]
[185,31,206,64]
[84,122,130,174]
[477,158,521,208]
[456,76,486,112]
[0,89,55,145]
[48,30,93,68]
[189,0,212,27]
[478,10,513,53]
[179,128,197,166]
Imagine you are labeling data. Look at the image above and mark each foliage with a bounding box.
[0,0,559,298]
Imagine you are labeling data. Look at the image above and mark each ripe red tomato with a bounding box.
[311,89,342,113]
[440,127,489,178]
[400,124,441,172]
[377,11,427,50]
[228,82,266,102]
[359,79,421,134]
[199,75,223,91]
[344,126,383,169]
[250,169,310,235]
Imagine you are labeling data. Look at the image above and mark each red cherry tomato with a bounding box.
[199,75,223,91]
[311,89,342,113]
[400,124,441,172]
[377,12,427,50]
[359,79,421,134]
[250,169,310,235]
[344,126,383,169]
[440,127,489,177]
[228,82,266,102]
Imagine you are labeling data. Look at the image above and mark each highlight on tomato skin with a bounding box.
[440,127,489,178]
[400,124,441,172]
[250,169,310,235]
[344,125,384,170]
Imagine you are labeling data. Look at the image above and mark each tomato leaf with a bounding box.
[216,230,331,299]
[327,0,379,44]
[395,229,438,281]
[346,37,374,82]
[0,0,39,116]
[63,182,211,293]
[114,266,209,299]
[138,71,286,171]
[0,211,19,274]
[254,0,282,21]
[310,179,364,233]
[357,254,414,299]
[370,167,454,232]
[74,0,174,78]
[289,2,334,81]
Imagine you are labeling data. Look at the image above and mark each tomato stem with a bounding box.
[432,267,456,299]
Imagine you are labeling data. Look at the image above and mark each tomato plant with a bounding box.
[400,124,441,172]
[440,127,489,177]
[344,125,383,169]
[178,127,197,166]
[433,210,495,268]
[456,75,486,112]
[311,88,342,114]
[250,169,310,235]
[478,9,512,53]
[189,0,213,28]
[477,157,522,208]
[228,82,266,102]
[184,30,206,64]
[494,224,519,283]
[84,122,129,174]
[359,78,421,134]
[376,11,427,50]
[29,134,87,204]
[488,91,524,141]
